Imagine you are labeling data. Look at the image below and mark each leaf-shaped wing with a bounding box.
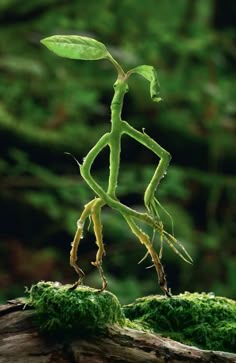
[128,65,162,102]
[41,35,109,60]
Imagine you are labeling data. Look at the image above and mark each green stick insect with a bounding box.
[41,35,192,297]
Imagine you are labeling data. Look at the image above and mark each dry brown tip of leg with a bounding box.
[68,280,80,291]
[159,279,172,298]
[99,278,108,292]
[91,261,108,292]
[68,263,85,291]
[163,286,172,298]
[152,257,172,298]
[68,274,85,291]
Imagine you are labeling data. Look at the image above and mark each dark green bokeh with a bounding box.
[0,0,235,304]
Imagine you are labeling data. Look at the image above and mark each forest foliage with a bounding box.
[0,0,235,303]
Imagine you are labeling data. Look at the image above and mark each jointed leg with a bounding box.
[90,199,107,291]
[70,197,108,291]
[69,199,97,290]
[123,214,171,297]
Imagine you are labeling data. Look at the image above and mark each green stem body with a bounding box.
[108,79,128,197]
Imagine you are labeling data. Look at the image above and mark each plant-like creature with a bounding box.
[41,36,192,297]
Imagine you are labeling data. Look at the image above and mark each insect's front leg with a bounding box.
[80,133,110,200]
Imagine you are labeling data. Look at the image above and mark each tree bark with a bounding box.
[0,300,235,363]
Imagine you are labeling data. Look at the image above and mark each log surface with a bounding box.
[0,301,235,363]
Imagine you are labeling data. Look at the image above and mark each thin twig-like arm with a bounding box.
[80,133,110,198]
[81,135,160,227]
[122,121,171,208]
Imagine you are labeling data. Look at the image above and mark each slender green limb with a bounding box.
[69,198,97,289]
[122,213,171,297]
[151,197,174,236]
[138,221,164,265]
[80,132,111,198]
[121,120,171,209]
[81,132,110,168]
[90,198,107,291]
[162,230,193,264]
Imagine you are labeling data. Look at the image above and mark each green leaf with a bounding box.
[127,65,162,102]
[40,35,109,61]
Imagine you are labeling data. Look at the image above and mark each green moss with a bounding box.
[123,292,236,353]
[28,281,125,335]
[28,284,235,352]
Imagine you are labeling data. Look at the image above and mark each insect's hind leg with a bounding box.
[122,214,171,297]
[90,199,107,291]
[69,199,97,290]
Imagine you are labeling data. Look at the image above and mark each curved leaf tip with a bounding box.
[127,65,162,103]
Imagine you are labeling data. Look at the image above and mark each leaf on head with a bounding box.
[41,35,109,61]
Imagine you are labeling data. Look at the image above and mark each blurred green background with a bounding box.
[0,0,235,304]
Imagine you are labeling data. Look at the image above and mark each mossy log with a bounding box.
[0,299,236,363]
